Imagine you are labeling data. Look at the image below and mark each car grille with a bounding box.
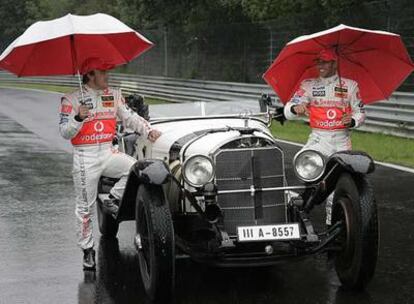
[214,146,286,235]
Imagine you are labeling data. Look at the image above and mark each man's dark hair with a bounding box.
[82,71,95,84]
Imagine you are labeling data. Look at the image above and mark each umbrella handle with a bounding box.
[76,70,86,106]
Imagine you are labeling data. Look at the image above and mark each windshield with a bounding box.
[150,100,261,119]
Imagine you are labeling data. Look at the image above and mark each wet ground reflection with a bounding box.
[79,236,380,304]
[0,90,413,304]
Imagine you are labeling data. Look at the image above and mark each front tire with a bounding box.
[136,184,175,302]
[331,173,379,290]
[97,199,119,237]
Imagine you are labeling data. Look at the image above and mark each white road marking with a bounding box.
[276,138,414,174]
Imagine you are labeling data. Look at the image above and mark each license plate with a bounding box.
[237,223,300,242]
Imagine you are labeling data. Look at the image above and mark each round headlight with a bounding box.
[293,150,325,182]
[182,155,215,187]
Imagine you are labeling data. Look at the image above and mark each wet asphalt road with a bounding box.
[0,88,413,304]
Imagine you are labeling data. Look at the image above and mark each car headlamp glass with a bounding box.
[182,155,214,187]
[293,150,325,182]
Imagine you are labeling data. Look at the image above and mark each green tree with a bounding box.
[0,0,29,47]
[240,0,381,28]
[64,0,121,17]
[118,0,247,29]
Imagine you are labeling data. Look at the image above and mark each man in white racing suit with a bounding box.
[59,69,161,270]
[284,49,366,156]
[283,49,366,225]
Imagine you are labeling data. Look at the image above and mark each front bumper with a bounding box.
[175,221,343,267]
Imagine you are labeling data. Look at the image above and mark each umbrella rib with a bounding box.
[341,54,387,99]
[340,32,366,53]
[310,31,366,54]
[70,35,79,75]
[17,44,37,77]
[336,29,341,50]
[270,31,367,74]
[342,47,376,55]
[342,47,414,68]
[103,34,129,64]
[311,37,327,49]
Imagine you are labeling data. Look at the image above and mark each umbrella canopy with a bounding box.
[263,24,414,104]
[0,13,153,76]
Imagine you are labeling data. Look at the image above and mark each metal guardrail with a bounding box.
[0,71,413,138]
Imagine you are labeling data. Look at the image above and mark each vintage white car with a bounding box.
[96,95,379,302]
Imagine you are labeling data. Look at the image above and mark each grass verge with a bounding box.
[0,82,76,93]
[271,120,414,168]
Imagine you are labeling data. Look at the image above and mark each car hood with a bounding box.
[148,118,272,162]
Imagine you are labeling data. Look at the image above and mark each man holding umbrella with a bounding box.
[0,12,160,271]
[281,48,366,227]
[264,25,414,156]
[283,48,366,156]
[59,68,161,270]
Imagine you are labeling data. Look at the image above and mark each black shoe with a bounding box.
[83,248,96,271]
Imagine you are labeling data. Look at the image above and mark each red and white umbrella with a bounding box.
[263,24,414,104]
[0,13,153,76]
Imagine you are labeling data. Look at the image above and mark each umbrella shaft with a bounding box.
[76,71,85,105]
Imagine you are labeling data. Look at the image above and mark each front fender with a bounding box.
[322,151,375,196]
[131,159,171,185]
[302,151,374,210]
[326,151,375,175]
[117,159,170,222]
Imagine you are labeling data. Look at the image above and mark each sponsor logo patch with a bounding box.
[317,120,344,128]
[101,95,114,101]
[334,87,348,93]
[60,104,72,114]
[312,90,326,97]
[312,86,325,90]
[80,133,113,142]
[102,101,114,107]
[295,88,306,97]
[335,92,348,98]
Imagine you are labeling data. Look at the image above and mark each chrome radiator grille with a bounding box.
[214,146,286,235]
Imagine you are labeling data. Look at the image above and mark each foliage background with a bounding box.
[1,0,413,89]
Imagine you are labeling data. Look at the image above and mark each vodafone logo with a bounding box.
[318,120,343,128]
[326,109,337,120]
[94,121,104,132]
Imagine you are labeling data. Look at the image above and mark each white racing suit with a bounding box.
[284,74,366,156]
[284,74,366,224]
[59,85,152,250]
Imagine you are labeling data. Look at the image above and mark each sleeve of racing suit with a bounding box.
[349,82,366,128]
[59,96,84,139]
[116,90,152,139]
[284,81,311,120]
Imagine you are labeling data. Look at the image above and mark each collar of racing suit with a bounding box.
[318,73,339,86]
[83,84,107,96]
